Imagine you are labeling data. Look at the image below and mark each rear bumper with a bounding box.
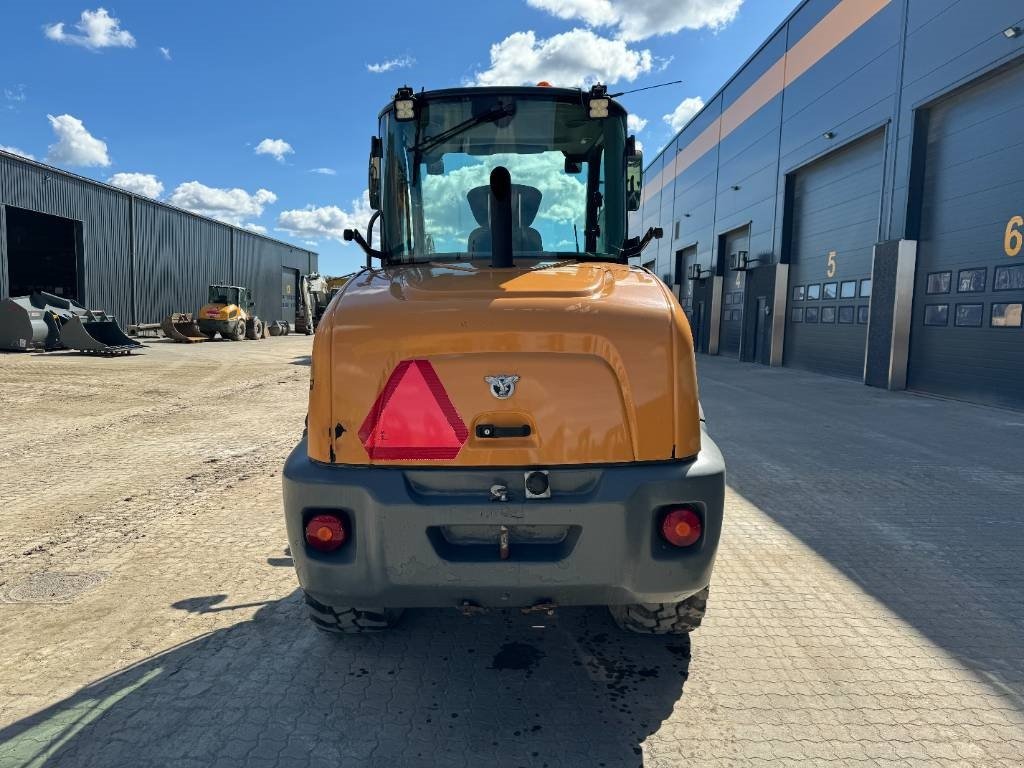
[197,319,236,332]
[282,434,725,609]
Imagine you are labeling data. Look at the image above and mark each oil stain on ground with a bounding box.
[489,641,545,673]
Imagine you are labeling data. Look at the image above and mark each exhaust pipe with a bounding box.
[489,166,514,268]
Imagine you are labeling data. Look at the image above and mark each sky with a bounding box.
[0,1,801,275]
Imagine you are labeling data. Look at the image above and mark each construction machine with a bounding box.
[197,285,263,341]
[296,273,352,334]
[282,84,725,635]
[296,273,327,335]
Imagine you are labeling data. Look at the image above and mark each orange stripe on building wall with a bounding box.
[641,0,892,206]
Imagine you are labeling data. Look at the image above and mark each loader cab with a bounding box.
[208,285,252,309]
[365,85,643,266]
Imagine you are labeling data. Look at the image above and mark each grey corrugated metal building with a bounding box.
[635,0,1024,409]
[0,150,317,327]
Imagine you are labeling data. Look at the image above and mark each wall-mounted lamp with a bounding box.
[729,251,767,272]
[687,263,711,281]
[730,184,740,191]
[1003,26,1021,39]
[683,212,691,218]
[823,131,836,140]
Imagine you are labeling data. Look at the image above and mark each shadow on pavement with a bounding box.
[699,359,1024,710]
[0,591,691,767]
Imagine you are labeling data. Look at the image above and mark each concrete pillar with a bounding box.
[887,239,917,390]
[863,239,917,390]
[770,262,789,366]
[708,274,724,355]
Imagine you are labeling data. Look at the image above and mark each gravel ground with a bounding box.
[0,340,1022,767]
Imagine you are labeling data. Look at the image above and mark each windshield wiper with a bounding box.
[411,103,516,157]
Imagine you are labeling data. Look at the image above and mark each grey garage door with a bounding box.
[718,226,749,358]
[908,61,1024,409]
[281,267,298,328]
[784,131,883,378]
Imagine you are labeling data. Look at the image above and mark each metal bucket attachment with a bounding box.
[161,312,207,343]
[0,297,52,351]
[57,311,143,355]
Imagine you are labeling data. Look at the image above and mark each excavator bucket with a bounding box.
[160,312,207,343]
[0,291,138,354]
[57,310,143,355]
[0,296,53,351]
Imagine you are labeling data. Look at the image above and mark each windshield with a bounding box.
[380,93,627,264]
[209,286,239,305]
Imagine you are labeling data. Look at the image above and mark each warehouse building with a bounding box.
[635,0,1024,409]
[0,150,317,329]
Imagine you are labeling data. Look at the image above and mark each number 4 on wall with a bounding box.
[1006,216,1023,257]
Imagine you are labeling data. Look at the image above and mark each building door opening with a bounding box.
[281,267,299,328]
[5,206,82,299]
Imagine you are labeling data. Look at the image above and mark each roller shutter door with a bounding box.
[784,131,883,378]
[908,61,1024,409]
[718,226,749,357]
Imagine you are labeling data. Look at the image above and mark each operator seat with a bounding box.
[467,184,544,254]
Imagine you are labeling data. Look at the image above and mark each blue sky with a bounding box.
[1,1,800,275]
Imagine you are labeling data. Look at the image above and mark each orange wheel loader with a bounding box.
[283,85,725,634]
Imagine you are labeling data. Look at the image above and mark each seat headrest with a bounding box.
[467,183,543,227]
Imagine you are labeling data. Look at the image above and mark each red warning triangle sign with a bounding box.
[358,360,469,460]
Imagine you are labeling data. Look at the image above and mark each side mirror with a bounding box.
[626,138,643,212]
[368,136,382,210]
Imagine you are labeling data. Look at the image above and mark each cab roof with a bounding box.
[378,85,627,120]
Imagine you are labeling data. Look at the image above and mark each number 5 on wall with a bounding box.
[1005,215,1023,257]
[826,250,837,278]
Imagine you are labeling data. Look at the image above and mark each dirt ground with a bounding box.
[1,338,1022,767]
[0,336,312,719]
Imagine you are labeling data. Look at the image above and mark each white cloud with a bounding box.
[167,182,276,226]
[0,145,35,160]
[634,139,644,152]
[46,114,110,167]
[473,28,652,87]
[159,46,171,61]
[255,138,293,162]
[627,114,648,133]
[367,56,415,73]
[527,0,743,41]
[4,84,26,103]
[277,192,374,243]
[663,96,705,132]
[44,7,136,50]
[309,167,337,175]
[243,223,267,234]
[107,172,163,198]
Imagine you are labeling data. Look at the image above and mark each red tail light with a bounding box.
[358,359,468,460]
[305,514,346,552]
[660,506,702,547]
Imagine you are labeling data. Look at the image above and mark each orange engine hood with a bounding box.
[307,260,701,467]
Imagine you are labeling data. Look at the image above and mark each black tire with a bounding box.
[609,586,709,635]
[246,318,263,340]
[228,321,246,341]
[304,592,402,634]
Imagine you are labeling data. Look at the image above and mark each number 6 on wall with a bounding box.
[1006,215,1023,257]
